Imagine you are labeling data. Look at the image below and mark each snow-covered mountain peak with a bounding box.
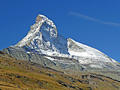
[13,14,119,69]
[16,14,58,47]
[36,14,57,29]
[16,14,68,55]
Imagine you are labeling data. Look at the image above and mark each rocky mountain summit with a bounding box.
[3,14,120,72]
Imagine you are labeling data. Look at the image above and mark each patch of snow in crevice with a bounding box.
[89,64,103,68]
[44,56,55,61]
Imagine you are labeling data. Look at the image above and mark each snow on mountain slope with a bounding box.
[16,14,68,55]
[13,14,119,69]
[67,38,117,65]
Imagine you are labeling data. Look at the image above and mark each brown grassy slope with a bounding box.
[0,51,120,90]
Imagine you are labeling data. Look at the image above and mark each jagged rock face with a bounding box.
[16,15,68,55]
[3,14,120,71]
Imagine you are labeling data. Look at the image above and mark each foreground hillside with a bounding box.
[0,51,120,90]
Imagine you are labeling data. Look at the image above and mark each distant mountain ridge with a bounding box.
[3,14,120,72]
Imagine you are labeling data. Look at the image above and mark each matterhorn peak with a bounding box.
[16,14,58,46]
[2,13,120,89]
[16,14,68,55]
[3,14,120,72]
[35,14,57,29]
[36,14,48,23]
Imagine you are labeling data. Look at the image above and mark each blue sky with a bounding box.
[0,0,120,62]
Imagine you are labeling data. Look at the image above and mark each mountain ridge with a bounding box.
[2,14,120,72]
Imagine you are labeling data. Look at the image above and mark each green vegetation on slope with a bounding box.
[0,51,120,90]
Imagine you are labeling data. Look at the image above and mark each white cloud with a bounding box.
[69,12,120,26]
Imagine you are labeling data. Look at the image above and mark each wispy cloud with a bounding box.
[69,12,120,26]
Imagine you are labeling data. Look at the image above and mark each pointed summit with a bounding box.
[16,14,68,55]
[36,14,47,23]
[5,14,118,71]
[35,14,57,28]
[16,14,58,46]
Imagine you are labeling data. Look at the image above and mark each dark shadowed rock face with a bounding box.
[0,51,4,54]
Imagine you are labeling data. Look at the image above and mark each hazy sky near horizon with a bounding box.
[0,0,120,62]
